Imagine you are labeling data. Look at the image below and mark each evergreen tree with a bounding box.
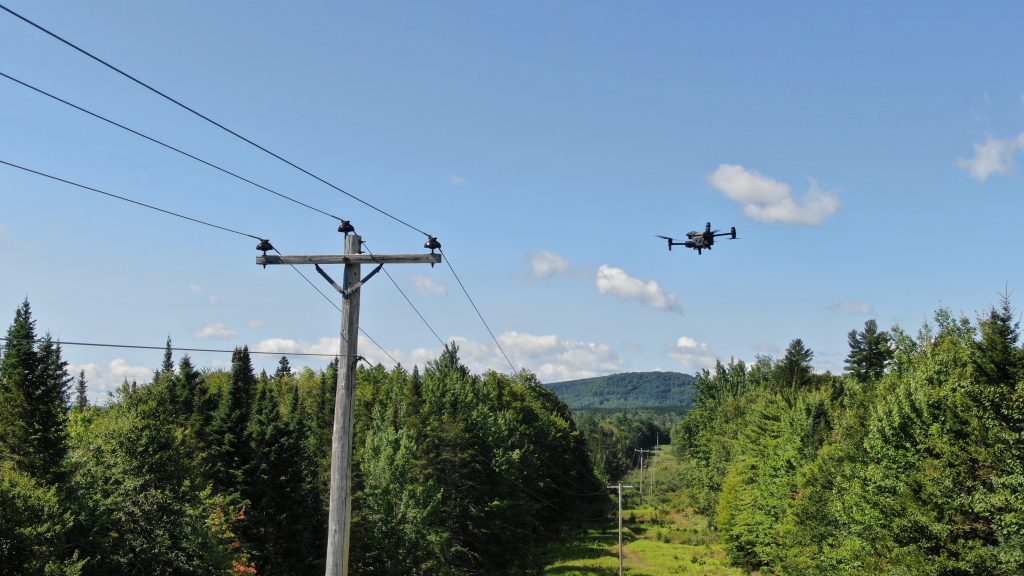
[845,319,893,383]
[776,338,814,394]
[0,300,35,467]
[973,294,1022,390]
[274,356,292,380]
[0,301,71,484]
[158,335,174,377]
[208,346,256,493]
[74,370,87,410]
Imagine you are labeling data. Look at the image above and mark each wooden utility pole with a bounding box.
[608,482,635,576]
[257,232,441,576]
[635,448,655,507]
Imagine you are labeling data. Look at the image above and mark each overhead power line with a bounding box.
[362,241,446,348]
[2,5,512,375]
[0,70,345,223]
[0,158,265,241]
[0,336,350,358]
[0,159,399,367]
[0,3,430,238]
[440,248,516,374]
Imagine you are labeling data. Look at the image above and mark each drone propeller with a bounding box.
[655,235,673,240]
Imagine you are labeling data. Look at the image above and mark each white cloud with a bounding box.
[247,319,265,329]
[527,250,571,279]
[254,337,340,356]
[254,331,622,383]
[708,164,841,226]
[70,359,153,402]
[825,300,876,316]
[450,176,465,185]
[409,276,447,296]
[197,323,238,340]
[957,132,1024,181]
[189,283,202,294]
[667,336,718,371]
[596,265,680,313]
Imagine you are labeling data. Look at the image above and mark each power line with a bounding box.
[1,7,519,378]
[0,70,345,223]
[440,248,516,374]
[0,336,350,358]
[362,241,446,348]
[0,158,399,368]
[0,3,430,238]
[0,158,265,242]
[274,245,401,362]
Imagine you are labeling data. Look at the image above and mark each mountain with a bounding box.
[544,371,696,410]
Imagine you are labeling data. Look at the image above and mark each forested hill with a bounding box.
[545,371,695,409]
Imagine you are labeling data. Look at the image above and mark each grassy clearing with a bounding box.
[540,449,742,576]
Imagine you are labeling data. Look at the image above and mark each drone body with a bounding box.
[657,222,738,255]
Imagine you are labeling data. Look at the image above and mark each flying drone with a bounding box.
[657,222,738,255]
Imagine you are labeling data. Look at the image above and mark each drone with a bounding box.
[657,222,738,255]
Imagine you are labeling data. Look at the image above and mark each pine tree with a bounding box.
[776,338,814,394]
[845,319,893,383]
[74,370,88,410]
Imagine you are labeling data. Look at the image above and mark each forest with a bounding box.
[0,299,608,575]
[4,294,1024,575]
[671,299,1024,575]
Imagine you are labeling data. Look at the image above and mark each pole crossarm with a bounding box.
[258,253,441,266]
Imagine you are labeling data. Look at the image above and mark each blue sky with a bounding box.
[2,1,1023,401]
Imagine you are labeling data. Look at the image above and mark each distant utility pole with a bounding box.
[608,482,635,576]
[635,448,654,506]
[257,228,441,576]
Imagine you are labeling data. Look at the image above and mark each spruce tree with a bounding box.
[209,346,256,493]
[973,295,1021,389]
[274,356,292,379]
[0,300,35,467]
[0,301,71,483]
[74,370,88,410]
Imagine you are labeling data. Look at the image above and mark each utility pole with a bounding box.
[635,448,655,507]
[608,482,635,576]
[257,229,441,576]
[634,448,644,506]
[652,436,658,502]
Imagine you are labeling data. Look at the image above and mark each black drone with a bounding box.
[657,222,738,255]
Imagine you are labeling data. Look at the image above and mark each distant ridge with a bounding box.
[544,371,696,409]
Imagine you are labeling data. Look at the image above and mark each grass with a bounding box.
[540,449,743,576]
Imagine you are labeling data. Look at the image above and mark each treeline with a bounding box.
[0,299,607,576]
[575,410,672,483]
[672,300,1024,575]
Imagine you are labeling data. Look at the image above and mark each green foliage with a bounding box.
[672,300,1024,575]
[67,393,236,576]
[546,371,696,409]
[0,461,82,576]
